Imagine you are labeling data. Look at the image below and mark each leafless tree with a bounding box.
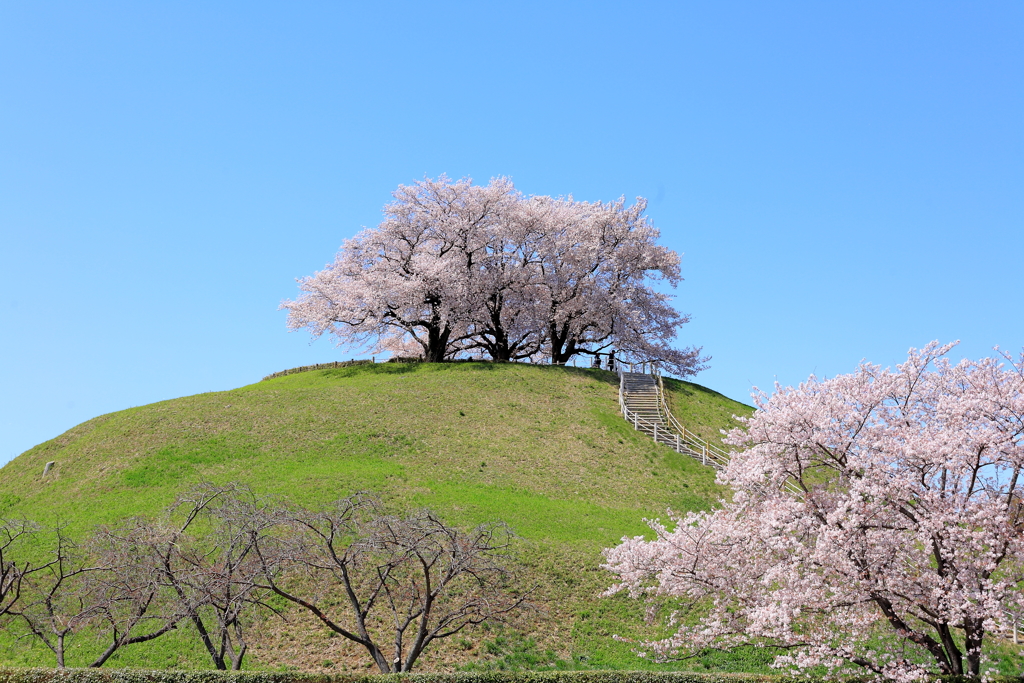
[0,518,54,621]
[84,519,185,666]
[156,483,282,670]
[11,522,181,668]
[253,495,530,673]
[5,487,528,672]
[10,524,107,667]
[2,486,280,670]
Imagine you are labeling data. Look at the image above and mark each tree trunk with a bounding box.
[548,321,575,364]
[55,635,65,669]
[936,622,964,676]
[191,613,227,670]
[229,643,246,671]
[551,341,577,365]
[486,329,513,361]
[366,642,392,673]
[423,325,452,362]
[964,618,984,678]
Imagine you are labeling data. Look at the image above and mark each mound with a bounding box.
[0,362,752,671]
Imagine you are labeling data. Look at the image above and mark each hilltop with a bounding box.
[0,362,753,672]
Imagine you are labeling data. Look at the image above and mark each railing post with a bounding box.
[654,424,658,441]
[1015,615,1019,644]
[702,445,707,466]
[633,414,637,430]
[676,433,680,452]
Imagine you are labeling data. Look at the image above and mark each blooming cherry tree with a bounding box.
[524,195,706,375]
[282,176,517,362]
[283,176,705,375]
[604,342,1024,680]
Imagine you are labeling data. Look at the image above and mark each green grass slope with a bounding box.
[0,362,753,672]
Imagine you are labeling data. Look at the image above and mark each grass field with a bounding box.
[2,361,1022,676]
[0,362,756,671]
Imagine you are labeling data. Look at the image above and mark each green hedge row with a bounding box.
[1,671,1019,683]
[0,671,798,683]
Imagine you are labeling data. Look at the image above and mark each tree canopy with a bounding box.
[282,176,706,376]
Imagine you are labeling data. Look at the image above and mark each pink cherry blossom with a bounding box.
[282,176,706,375]
[604,342,1024,680]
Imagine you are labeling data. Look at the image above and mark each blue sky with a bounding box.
[1,1,1022,466]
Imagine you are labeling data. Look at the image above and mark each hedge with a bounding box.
[0,671,798,683]
[1,671,1020,683]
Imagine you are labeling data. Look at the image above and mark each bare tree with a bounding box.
[11,523,182,668]
[14,484,281,670]
[73,483,277,671]
[254,495,529,673]
[164,483,283,670]
[10,525,107,667]
[0,518,54,621]
[84,519,185,667]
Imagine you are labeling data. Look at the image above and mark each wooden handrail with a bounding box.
[620,368,801,494]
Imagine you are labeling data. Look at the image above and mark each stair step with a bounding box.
[620,371,729,472]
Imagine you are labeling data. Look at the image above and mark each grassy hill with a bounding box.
[0,362,754,672]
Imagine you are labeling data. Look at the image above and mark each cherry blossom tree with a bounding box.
[457,204,547,362]
[604,342,1024,681]
[283,176,705,375]
[523,195,705,374]
[282,176,518,362]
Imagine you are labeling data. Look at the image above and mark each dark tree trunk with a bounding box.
[423,325,452,362]
[191,612,227,670]
[548,321,577,364]
[485,324,512,361]
[964,618,983,678]
[479,293,530,362]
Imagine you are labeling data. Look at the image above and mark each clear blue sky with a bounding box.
[2,1,1022,466]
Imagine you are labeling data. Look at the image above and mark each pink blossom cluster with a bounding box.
[604,342,1024,680]
[281,176,706,376]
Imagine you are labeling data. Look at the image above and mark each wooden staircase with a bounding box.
[618,370,731,470]
[620,368,805,494]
